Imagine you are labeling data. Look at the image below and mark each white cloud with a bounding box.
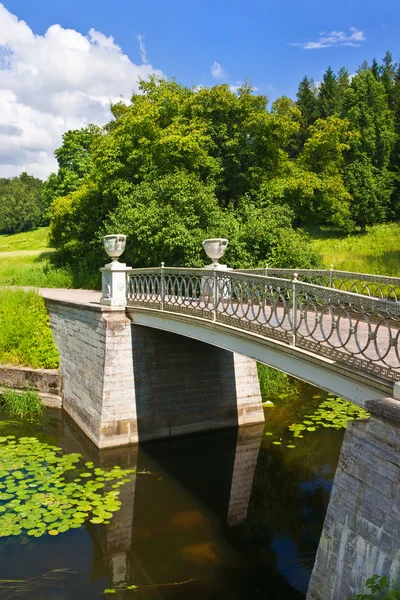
[292,27,366,50]
[210,61,226,80]
[0,4,164,178]
[137,35,148,64]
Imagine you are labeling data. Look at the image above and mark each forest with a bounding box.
[1,51,400,273]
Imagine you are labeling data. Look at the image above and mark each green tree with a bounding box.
[380,50,397,109]
[50,78,320,274]
[0,173,44,234]
[42,125,101,218]
[296,76,319,148]
[318,67,340,117]
[371,58,380,80]
[342,70,396,231]
[337,67,351,106]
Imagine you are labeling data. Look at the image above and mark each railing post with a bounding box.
[265,262,268,277]
[329,264,334,288]
[160,262,165,311]
[291,273,298,347]
[213,268,218,321]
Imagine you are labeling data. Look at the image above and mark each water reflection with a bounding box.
[0,388,344,599]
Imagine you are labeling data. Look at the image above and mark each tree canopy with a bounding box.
[0,173,44,235]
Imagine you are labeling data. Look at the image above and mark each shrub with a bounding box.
[0,388,42,419]
[0,290,59,369]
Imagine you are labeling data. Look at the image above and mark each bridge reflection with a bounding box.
[61,416,264,595]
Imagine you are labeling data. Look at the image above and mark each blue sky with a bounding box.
[0,0,399,178]
[4,0,400,100]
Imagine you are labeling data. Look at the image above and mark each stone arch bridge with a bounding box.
[43,266,400,448]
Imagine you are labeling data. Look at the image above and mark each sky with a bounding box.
[0,0,400,179]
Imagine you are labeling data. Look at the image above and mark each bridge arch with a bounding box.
[127,307,390,407]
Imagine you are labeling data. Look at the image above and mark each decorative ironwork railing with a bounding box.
[126,267,400,384]
[233,267,400,302]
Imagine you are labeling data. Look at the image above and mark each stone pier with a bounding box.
[307,399,400,600]
[45,295,264,448]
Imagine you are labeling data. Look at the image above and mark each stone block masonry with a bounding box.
[46,298,264,448]
[306,407,400,600]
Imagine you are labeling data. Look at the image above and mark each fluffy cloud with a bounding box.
[0,4,164,178]
[210,61,226,80]
[293,27,366,50]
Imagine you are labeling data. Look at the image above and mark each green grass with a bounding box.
[0,252,73,288]
[0,289,59,369]
[310,222,400,276]
[0,227,50,252]
[0,227,74,288]
[1,388,42,419]
[257,363,299,399]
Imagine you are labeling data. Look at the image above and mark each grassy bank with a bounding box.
[0,228,76,288]
[0,289,59,369]
[310,222,400,276]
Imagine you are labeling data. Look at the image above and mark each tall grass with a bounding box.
[1,388,42,419]
[257,363,299,399]
[310,223,400,276]
[0,252,74,288]
[0,289,59,369]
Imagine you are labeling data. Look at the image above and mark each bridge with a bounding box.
[125,265,400,404]
[42,255,400,448]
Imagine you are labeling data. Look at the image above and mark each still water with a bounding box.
[0,385,344,599]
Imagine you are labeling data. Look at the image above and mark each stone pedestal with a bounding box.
[100,262,131,307]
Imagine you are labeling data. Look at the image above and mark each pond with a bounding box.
[0,384,351,599]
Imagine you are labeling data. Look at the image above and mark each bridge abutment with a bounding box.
[46,299,264,448]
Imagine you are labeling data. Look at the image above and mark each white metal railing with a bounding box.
[233,266,400,302]
[126,266,400,384]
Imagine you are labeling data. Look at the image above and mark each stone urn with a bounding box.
[103,234,126,263]
[202,238,229,267]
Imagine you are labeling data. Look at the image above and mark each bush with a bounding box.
[348,575,400,600]
[0,290,59,369]
[1,388,42,419]
[257,363,299,398]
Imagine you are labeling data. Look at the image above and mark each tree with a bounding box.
[42,125,101,218]
[337,67,351,105]
[318,67,340,118]
[342,70,396,231]
[371,58,380,80]
[389,64,400,217]
[296,76,319,148]
[380,51,397,109]
[50,78,321,273]
[0,173,44,234]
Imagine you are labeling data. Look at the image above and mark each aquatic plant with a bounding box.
[0,436,135,538]
[288,397,369,441]
[265,396,369,449]
[1,388,42,419]
[347,575,400,599]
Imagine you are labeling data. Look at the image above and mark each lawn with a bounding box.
[0,227,76,288]
[309,222,400,276]
[0,227,50,252]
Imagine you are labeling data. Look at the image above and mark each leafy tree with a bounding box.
[380,51,397,109]
[318,67,340,118]
[296,76,319,148]
[50,78,321,274]
[371,58,380,80]
[342,70,396,231]
[389,64,400,217]
[42,125,101,218]
[0,173,44,234]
